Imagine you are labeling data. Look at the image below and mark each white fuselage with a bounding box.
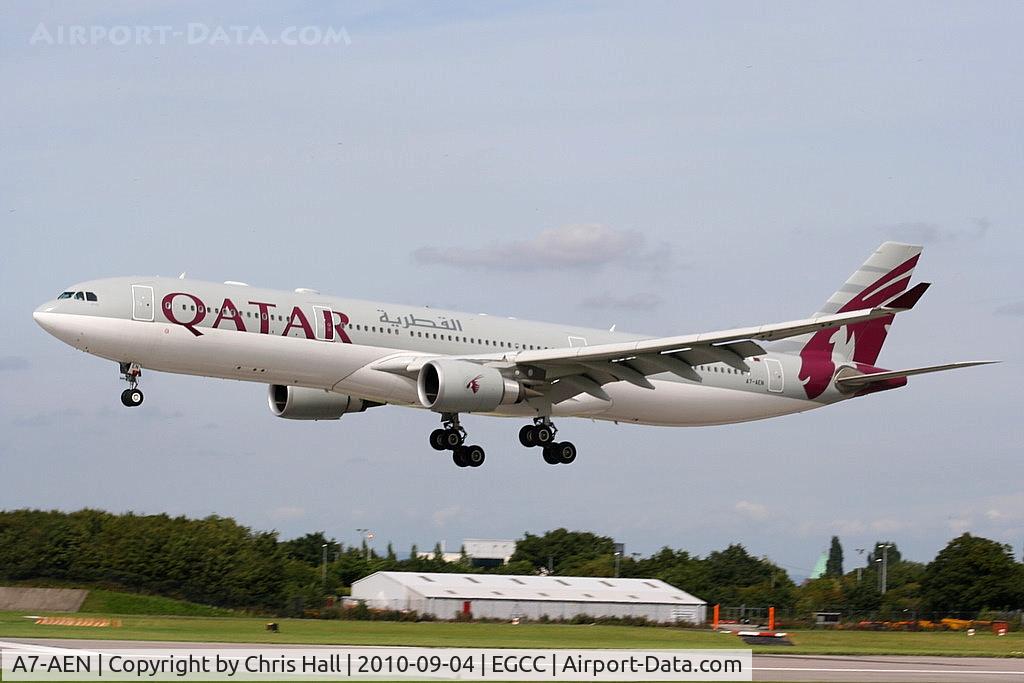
[34,276,847,427]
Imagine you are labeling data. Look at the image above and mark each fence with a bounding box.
[718,606,1024,630]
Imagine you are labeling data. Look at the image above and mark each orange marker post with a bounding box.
[768,606,775,632]
[712,604,719,630]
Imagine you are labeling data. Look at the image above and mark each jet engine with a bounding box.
[417,359,522,413]
[268,385,371,420]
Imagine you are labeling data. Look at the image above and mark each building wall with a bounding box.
[351,573,706,625]
[351,573,414,607]
[418,598,704,624]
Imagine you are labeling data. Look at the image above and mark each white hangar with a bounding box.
[350,571,706,624]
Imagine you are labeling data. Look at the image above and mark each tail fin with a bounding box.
[811,241,923,326]
[793,242,924,399]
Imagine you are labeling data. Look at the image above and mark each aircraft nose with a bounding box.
[33,301,61,334]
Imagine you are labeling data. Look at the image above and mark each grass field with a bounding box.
[1,612,1022,657]
[79,590,237,617]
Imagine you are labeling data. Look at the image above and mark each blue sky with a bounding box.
[2,1,1022,579]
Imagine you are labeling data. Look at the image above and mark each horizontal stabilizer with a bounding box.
[835,361,999,389]
[885,282,930,310]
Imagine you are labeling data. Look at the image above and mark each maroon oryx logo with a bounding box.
[466,374,483,394]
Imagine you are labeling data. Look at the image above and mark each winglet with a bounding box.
[885,282,930,310]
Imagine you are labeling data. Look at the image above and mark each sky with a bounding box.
[1,1,1022,581]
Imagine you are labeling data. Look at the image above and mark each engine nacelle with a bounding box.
[268,385,370,420]
[417,360,522,413]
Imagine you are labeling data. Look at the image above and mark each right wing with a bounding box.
[508,283,932,404]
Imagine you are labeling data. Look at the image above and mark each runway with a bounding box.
[752,653,1024,682]
[1,638,1022,682]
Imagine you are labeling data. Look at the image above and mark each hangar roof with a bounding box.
[354,571,705,605]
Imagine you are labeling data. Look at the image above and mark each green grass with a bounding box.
[0,612,1021,657]
[78,590,236,617]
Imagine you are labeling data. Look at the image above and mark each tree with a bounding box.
[386,543,396,562]
[279,532,340,567]
[701,544,795,607]
[921,533,1024,613]
[511,529,615,574]
[866,542,902,566]
[826,536,844,578]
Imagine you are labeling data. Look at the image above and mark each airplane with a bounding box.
[33,241,995,468]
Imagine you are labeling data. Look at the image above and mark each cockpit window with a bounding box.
[86,292,98,302]
[74,292,85,300]
[58,291,74,299]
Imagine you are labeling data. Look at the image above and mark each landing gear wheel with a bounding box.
[452,448,469,468]
[554,441,577,464]
[533,425,554,446]
[121,388,144,407]
[542,445,560,465]
[519,425,535,447]
[443,429,463,449]
[429,429,448,451]
[463,445,485,468]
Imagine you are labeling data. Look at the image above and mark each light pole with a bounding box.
[356,528,374,562]
[855,548,865,583]
[613,543,624,578]
[874,544,892,594]
[321,543,328,593]
[881,544,891,594]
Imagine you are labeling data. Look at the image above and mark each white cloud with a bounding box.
[883,218,990,245]
[869,518,910,534]
[413,223,645,271]
[947,517,972,535]
[269,506,306,521]
[995,301,1024,317]
[580,291,663,310]
[0,356,30,372]
[832,519,867,535]
[432,505,463,527]
[734,500,769,520]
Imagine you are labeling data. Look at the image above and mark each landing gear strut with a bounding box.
[429,413,485,468]
[520,418,576,465]
[119,362,144,407]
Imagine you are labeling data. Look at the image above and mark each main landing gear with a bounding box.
[119,362,144,407]
[519,418,577,465]
[429,413,485,468]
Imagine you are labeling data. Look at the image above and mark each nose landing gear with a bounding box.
[119,362,144,407]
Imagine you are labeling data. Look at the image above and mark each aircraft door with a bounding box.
[568,336,587,347]
[313,305,335,341]
[765,358,784,393]
[131,285,155,322]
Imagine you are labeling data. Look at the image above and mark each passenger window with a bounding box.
[86,292,97,302]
